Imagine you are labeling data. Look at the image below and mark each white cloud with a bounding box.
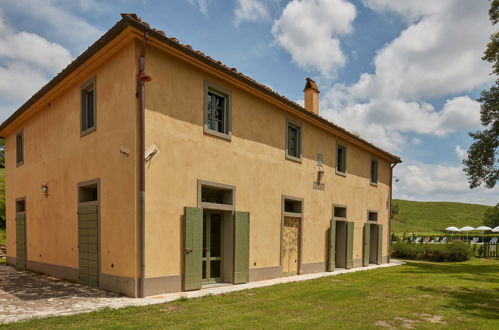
[411,138,422,145]
[393,161,499,205]
[455,145,467,161]
[317,0,491,152]
[272,0,356,78]
[187,0,209,15]
[234,0,272,26]
[1,0,102,53]
[0,12,73,120]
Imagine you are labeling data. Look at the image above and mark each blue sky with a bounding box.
[0,0,498,205]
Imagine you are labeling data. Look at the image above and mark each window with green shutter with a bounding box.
[371,159,378,184]
[336,145,347,174]
[286,120,301,161]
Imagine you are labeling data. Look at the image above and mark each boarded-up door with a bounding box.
[282,216,300,275]
[346,221,354,269]
[16,211,27,270]
[233,211,250,284]
[78,204,99,287]
[184,207,203,291]
[363,223,370,267]
[377,224,383,264]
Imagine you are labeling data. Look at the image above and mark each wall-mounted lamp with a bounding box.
[41,181,49,196]
[317,164,325,182]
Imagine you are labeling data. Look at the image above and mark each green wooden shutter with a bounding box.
[184,207,203,291]
[363,223,370,267]
[377,224,383,264]
[328,219,336,272]
[16,213,26,270]
[234,211,250,284]
[78,205,99,288]
[346,221,354,269]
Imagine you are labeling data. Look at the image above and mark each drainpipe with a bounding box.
[388,163,397,263]
[137,31,150,298]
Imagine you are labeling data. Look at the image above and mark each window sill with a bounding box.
[80,126,96,137]
[370,182,378,187]
[16,161,24,168]
[204,127,232,141]
[285,154,302,163]
[335,170,346,177]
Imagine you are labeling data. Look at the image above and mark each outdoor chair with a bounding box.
[471,237,480,244]
[415,237,422,243]
[489,237,498,244]
[441,237,448,243]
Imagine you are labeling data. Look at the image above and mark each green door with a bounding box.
[202,212,223,283]
[78,204,99,288]
[363,223,370,267]
[377,224,383,264]
[346,221,354,269]
[184,207,203,291]
[234,211,250,284]
[16,212,27,270]
[328,219,336,272]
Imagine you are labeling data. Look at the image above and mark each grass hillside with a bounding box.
[392,199,491,233]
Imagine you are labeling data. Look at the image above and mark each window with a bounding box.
[79,183,98,203]
[283,196,303,214]
[333,205,347,219]
[371,159,378,184]
[286,121,301,161]
[204,82,231,139]
[368,211,378,222]
[16,130,24,166]
[198,180,235,210]
[336,145,347,174]
[81,78,96,135]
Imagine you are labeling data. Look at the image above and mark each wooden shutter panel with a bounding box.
[16,213,26,270]
[184,207,203,291]
[346,221,354,269]
[234,211,250,284]
[377,224,383,264]
[328,219,336,272]
[363,223,370,267]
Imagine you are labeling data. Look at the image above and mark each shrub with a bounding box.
[391,241,471,262]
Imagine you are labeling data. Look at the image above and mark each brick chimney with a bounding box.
[303,78,320,115]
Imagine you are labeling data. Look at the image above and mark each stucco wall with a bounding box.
[4,39,138,280]
[144,43,392,278]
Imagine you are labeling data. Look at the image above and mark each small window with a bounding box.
[284,198,302,214]
[79,183,98,203]
[333,205,347,219]
[16,130,24,166]
[336,145,347,174]
[368,211,378,222]
[81,78,96,135]
[16,199,26,213]
[286,122,301,160]
[204,83,231,139]
[201,186,233,205]
[371,159,378,184]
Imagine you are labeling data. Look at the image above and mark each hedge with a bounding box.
[391,241,472,262]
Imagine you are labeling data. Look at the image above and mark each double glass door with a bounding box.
[202,212,223,283]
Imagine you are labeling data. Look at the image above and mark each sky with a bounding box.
[0,0,498,205]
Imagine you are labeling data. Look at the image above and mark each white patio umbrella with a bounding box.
[475,226,492,244]
[460,226,475,242]
[445,226,460,241]
[492,226,499,233]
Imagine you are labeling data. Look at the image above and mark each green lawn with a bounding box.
[392,199,491,233]
[3,259,498,329]
[0,228,5,245]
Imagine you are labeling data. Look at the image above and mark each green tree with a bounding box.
[464,0,499,188]
[0,139,4,168]
[483,203,499,228]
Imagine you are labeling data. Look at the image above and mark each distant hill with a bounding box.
[391,199,491,233]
